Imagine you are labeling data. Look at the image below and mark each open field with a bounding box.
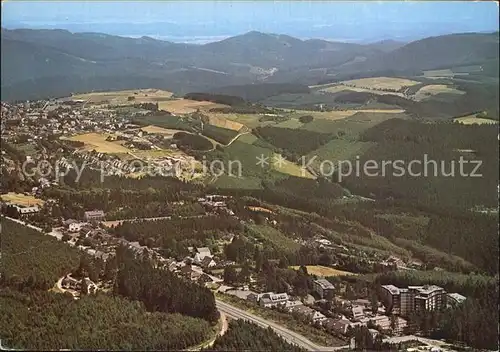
[237,133,259,144]
[224,114,275,129]
[140,125,185,136]
[339,77,420,90]
[302,111,408,136]
[0,192,45,206]
[246,224,301,252]
[274,118,304,129]
[272,153,315,179]
[306,139,376,171]
[290,109,404,122]
[206,114,245,131]
[454,115,499,125]
[71,89,174,105]
[158,99,228,114]
[414,84,465,101]
[65,133,131,153]
[290,265,357,277]
[317,85,406,97]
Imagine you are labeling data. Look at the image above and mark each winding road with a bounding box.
[216,300,348,351]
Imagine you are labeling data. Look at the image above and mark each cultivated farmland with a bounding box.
[414,84,465,101]
[158,99,228,114]
[339,77,420,90]
[65,133,131,153]
[71,89,174,105]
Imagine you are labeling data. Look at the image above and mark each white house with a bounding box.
[68,222,87,232]
[194,247,212,264]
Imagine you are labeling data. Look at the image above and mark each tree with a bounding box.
[390,314,399,334]
[298,115,314,123]
[370,292,379,314]
[223,266,238,285]
[254,248,263,273]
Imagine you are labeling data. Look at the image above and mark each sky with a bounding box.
[2,1,499,43]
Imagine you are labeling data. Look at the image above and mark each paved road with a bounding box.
[216,300,348,352]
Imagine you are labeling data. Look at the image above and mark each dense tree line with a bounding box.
[209,105,272,114]
[201,124,239,145]
[114,247,219,323]
[342,118,498,210]
[253,126,334,160]
[173,131,213,151]
[112,215,242,256]
[184,92,246,106]
[0,218,81,290]
[43,168,204,220]
[0,288,211,350]
[204,320,306,351]
[207,83,311,102]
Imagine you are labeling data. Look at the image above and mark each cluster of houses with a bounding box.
[60,274,99,298]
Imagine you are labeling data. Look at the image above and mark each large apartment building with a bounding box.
[313,279,335,298]
[380,284,446,317]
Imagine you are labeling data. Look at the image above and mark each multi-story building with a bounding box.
[380,284,448,317]
[313,279,335,298]
[84,210,105,221]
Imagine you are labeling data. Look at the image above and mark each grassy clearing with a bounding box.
[72,89,174,105]
[423,69,455,78]
[65,133,131,153]
[237,133,259,144]
[454,115,498,125]
[271,153,315,179]
[318,85,406,97]
[246,224,301,251]
[224,114,276,129]
[306,139,376,171]
[0,192,45,207]
[133,114,201,131]
[158,99,227,114]
[289,265,357,277]
[414,84,465,101]
[339,77,420,90]
[140,125,185,135]
[302,111,407,137]
[222,141,273,169]
[274,118,304,129]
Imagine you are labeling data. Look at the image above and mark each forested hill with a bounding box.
[204,320,306,352]
[2,29,498,101]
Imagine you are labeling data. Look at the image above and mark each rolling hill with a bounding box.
[1,28,498,101]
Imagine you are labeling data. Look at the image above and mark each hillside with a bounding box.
[3,29,497,101]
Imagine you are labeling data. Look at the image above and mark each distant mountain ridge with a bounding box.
[1,28,498,101]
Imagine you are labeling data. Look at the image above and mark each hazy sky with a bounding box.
[2,1,499,43]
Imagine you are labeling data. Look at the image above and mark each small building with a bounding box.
[200,256,217,269]
[194,247,212,264]
[309,310,327,323]
[82,278,98,295]
[14,205,40,214]
[446,292,466,307]
[313,279,335,298]
[351,305,365,320]
[84,210,105,221]
[68,222,87,232]
[258,292,289,308]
